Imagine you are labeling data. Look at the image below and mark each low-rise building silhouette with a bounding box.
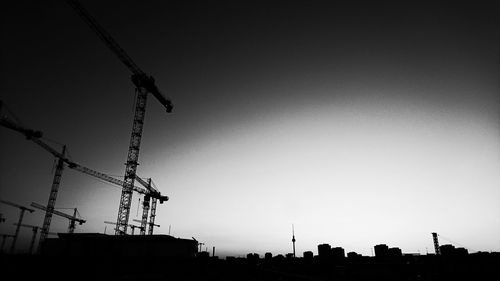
[247,253,260,260]
[455,247,468,256]
[347,251,362,259]
[440,244,456,256]
[439,244,469,257]
[197,251,210,258]
[42,233,197,258]
[303,251,314,260]
[388,247,402,258]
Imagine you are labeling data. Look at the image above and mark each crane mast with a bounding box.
[139,179,152,235]
[117,87,147,235]
[64,0,173,235]
[432,232,440,255]
[68,208,80,234]
[38,145,66,250]
[139,195,150,235]
[149,198,158,235]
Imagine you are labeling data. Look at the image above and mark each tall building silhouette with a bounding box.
[318,243,332,258]
[332,247,345,260]
[374,244,389,259]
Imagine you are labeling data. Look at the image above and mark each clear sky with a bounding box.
[1,0,499,257]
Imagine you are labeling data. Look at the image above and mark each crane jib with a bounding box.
[66,0,173,113]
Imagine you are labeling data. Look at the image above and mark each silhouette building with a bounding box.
[439,244,456,256]
[347,251,362,259]
[247,253,260,260]
[440,244,469,257]
[331,247,345,260]
[455,247,469,256]
[303,251,314,260]
[42,233,197,258]
[374,244,389,258]
[388,247,402,258]
[318,243,332,258]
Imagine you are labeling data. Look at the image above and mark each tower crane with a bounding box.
[1,100,168,247]
[148,197,159,235]
[191,237,200,253]
[136,178,152,235]
[64,0,173,235]
[63,208,83,234]
[133,178,164,235]
[31,202,86,234]
[12,223,57,254]
[1,100,67,249]
[432,232,440,255]
[191,237,205,253]
[0,199,35,254]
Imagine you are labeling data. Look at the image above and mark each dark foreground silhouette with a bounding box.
[2,251,499,281]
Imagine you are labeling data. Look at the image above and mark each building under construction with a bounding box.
[41,233,197,258]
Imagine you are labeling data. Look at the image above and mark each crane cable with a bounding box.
[1,103,22,126]
[438,234,475,252]
[54,207,83,219]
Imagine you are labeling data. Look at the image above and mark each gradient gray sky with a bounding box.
[1,0,499,256]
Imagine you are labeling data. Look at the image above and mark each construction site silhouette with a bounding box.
[2,0,499,280]
[1,237,499,280]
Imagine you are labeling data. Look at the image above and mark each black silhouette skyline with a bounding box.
[2,233,500,281]
[1,0,499,257]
